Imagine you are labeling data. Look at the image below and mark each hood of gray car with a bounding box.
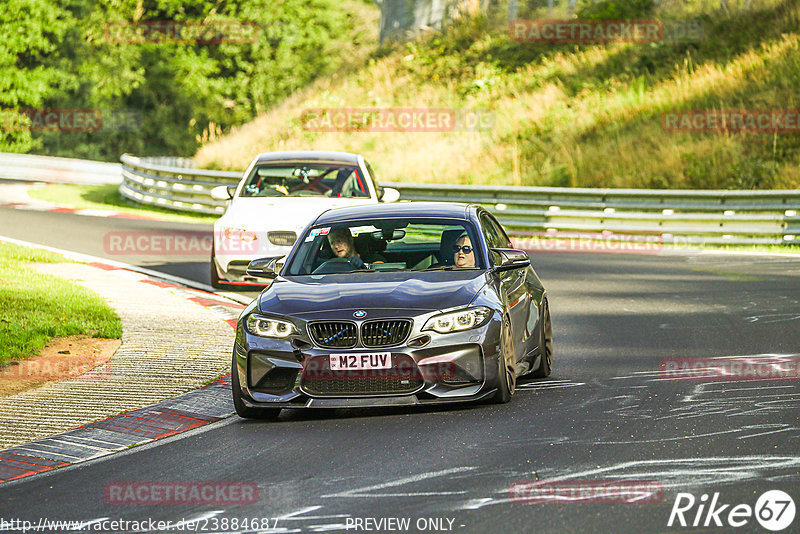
[258,270,488,319]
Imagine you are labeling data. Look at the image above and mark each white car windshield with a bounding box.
[239,164,370,198]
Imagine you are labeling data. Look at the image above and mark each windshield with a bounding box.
[284,218,483,275]
[239,163,370,198]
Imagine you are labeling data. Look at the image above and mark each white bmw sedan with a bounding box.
[210,151,399,289]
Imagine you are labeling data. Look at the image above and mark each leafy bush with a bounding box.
[575,0,655,19]
[1,0,367,160]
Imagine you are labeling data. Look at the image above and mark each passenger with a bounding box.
[453,234,475,268]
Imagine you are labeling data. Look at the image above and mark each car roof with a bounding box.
[314,202,474,225]
[254,151,360,165]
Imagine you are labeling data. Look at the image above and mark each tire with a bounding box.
[231,353,281,420]
[531,298,553,378]
[492,315,516,404]
[210,249,223,290]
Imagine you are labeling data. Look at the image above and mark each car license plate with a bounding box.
[329,353,392,371]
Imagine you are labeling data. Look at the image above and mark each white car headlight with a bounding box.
[246,314,296,338]
[422,307,492,334]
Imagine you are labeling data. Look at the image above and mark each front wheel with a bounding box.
[530,299,553,378]
[231,353,281,420]
[492,315,516,404]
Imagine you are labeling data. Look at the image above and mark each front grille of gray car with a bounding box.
[308,322,358,348]
[361,320,412,348]
[301,354,423,396]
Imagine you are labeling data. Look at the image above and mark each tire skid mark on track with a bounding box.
[450,456,800,512]
[516,378,585,390]
[321,466,478,499]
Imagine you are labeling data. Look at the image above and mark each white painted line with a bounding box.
[308,523,350,533]
[278,513,350,521]
[46,437,111,452]
[737,427,796,440]
[0,234,219,294]
[461,497,493,510]
[278,506,323,519]
[73,209,117,217]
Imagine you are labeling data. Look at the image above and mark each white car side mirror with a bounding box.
[211,185,234,201]
[380,187,401,203]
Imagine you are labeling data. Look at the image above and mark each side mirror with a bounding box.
[379,187,400,203]
[211,185,235,201]
[491,248,531,272]
[245,256,285,279]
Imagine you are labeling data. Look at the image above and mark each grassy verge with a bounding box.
[27,184,219,225]
[668,242,800,254]
[0,242,122,365]
[195,0,800,190]
[510,233,800,255]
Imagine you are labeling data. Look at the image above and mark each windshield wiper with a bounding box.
[424,265,456,271]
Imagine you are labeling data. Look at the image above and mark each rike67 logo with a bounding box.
[668,490,796,531]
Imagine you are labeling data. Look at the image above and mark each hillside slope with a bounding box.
[195,0,800,189]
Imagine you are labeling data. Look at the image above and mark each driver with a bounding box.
[327,227,365,267]
[453,234,475,268]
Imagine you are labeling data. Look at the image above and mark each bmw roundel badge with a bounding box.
[353,310,367,318]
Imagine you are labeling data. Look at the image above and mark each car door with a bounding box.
[479,212,529,363]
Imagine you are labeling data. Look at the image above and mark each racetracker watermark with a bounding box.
[509,479,664,504]
[104,482,259,505]
[661,19,705,43]
[511,232,663,255]
[103,20,259,44]
[104,231,213,255]
[510,19,663,43]
[0,108,144,133]
[662,110,800,134]
[0,359,111,381]
[299,108,494,133]
[660,356,800,381]
[0,517,279,533]
[1,109,102,133]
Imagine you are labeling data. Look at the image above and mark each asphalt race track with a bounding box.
[2,206,800,533]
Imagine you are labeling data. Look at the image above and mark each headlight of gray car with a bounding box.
[246,314,297,338]
[422,306,492,334]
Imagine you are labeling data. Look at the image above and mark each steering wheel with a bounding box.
[312,256,365,274]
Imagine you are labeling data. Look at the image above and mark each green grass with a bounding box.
[668,242,800,254]
[512,234,800,255]
[195,0,800,190]
[27,184,219,225]
[0,242,122,365]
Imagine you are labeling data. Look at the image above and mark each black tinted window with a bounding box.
[285,218,482,275]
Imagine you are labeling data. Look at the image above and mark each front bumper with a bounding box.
[233,313,503,409]
[213,235,292,284]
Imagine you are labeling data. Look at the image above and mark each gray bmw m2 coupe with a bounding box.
[230,202,553,419]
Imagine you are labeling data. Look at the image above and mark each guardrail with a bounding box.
[118,154,800,245]
[0,152,121,186]
[120,154,239,216]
